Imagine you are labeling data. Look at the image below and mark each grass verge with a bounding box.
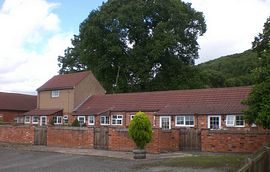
[135,154,247,171]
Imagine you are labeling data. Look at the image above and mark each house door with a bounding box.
[180,128,201,151]
[40,116,47,126]
[94,127,109,150]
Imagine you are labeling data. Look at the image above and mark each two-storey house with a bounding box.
[23,71,105,126]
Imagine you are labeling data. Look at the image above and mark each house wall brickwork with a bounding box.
[47,126,94,148]
[0,125,34,144]
[0,110,24,123]
[201,129,270,153]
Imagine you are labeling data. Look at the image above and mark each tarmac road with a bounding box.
[0,147,222,172]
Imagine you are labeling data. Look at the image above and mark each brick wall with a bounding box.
[201,129,270,153]
[47,126,94,148]
[0,125,34,144]
[108,127,180,153]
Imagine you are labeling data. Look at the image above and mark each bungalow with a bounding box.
[0,92,36,123]
[74,86,252,130]
[22,71,105,126]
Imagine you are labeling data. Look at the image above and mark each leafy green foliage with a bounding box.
[71,118,80,127]
[243,16,270,128]
[58,0,206,93]
[197,50,259,88]
[128,112,152,149]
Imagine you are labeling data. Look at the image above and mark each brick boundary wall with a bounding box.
[201,129,270,153]
[0,125,34,144]
[47,126,94,149]
[108,128,180,153]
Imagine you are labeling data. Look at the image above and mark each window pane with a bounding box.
[161,117,170,130]
[226,115,235,126]
[176,116,184,125]
[210,117,220,129]
[185,116,194,126]
[236,116,244,126]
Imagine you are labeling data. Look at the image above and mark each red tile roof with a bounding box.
[0,92,37,111]
[75,86,252,115]
[37,71,90,91]
[22,108,63,116]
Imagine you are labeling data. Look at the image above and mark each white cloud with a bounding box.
[0,0,72,94]
[184,0,270,63]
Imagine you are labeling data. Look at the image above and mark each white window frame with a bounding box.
[24,116,31,124]
[111,115,123,125]
[226,115,235,127]
[175,116,194,127]
[100,116,110,125]
[40,116,47,126]
[88,115,95,125]
[51,90,60,98]
[53,116,62,125]
[160,116,171,130]
[208,115,221,129]
[63,115,68,124]
[130,115,135,120]
[226,115,245,127]
[235,115,245,127]
[77,116,86,125]
[32,116,39,124]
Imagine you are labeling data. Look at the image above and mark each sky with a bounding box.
[0,0,269,95]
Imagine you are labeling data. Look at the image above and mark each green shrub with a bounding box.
[128,112,152,149]
[71,118,80,127]
[49,118,54,126]
[0,117,3,125]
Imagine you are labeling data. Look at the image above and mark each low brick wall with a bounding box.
[0,125,34,144]
[47,127,94,148]
[108,128,180,153]
[201,129,270,153]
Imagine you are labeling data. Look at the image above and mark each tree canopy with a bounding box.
[58,0,206,93]
[243,16,270,128]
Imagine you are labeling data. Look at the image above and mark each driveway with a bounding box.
[0,147,223,172]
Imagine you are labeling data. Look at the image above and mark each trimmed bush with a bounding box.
[71,118,80,127]
[128,111,152,149]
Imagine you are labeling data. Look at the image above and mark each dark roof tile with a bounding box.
[37,71,90,91]
[75,86,251,115]
[0,92,37,111]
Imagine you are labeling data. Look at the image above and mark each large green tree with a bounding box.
[58,0,206,93]
[243,17,270,128]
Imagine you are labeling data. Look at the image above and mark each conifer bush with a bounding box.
[128,112,152,149]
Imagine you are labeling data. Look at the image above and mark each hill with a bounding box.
[196,50,259,88]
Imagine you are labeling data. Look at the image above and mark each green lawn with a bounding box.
[135,154,247,172]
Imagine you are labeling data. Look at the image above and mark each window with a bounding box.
[100,116,109,125]
[32,116,39,124]
[130,115,135,120]
[226,115,235,126]
[111,115,123,125]
[226,115,245,127]
[160,116,171,130]
[176,116,194,126]
[208,116,221,129]
[53,116,62,124]
[24,116,31,124]
[63,115,68,124]
[88,115,95,125]
[77,116,86,125]
[51,90,60,98]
